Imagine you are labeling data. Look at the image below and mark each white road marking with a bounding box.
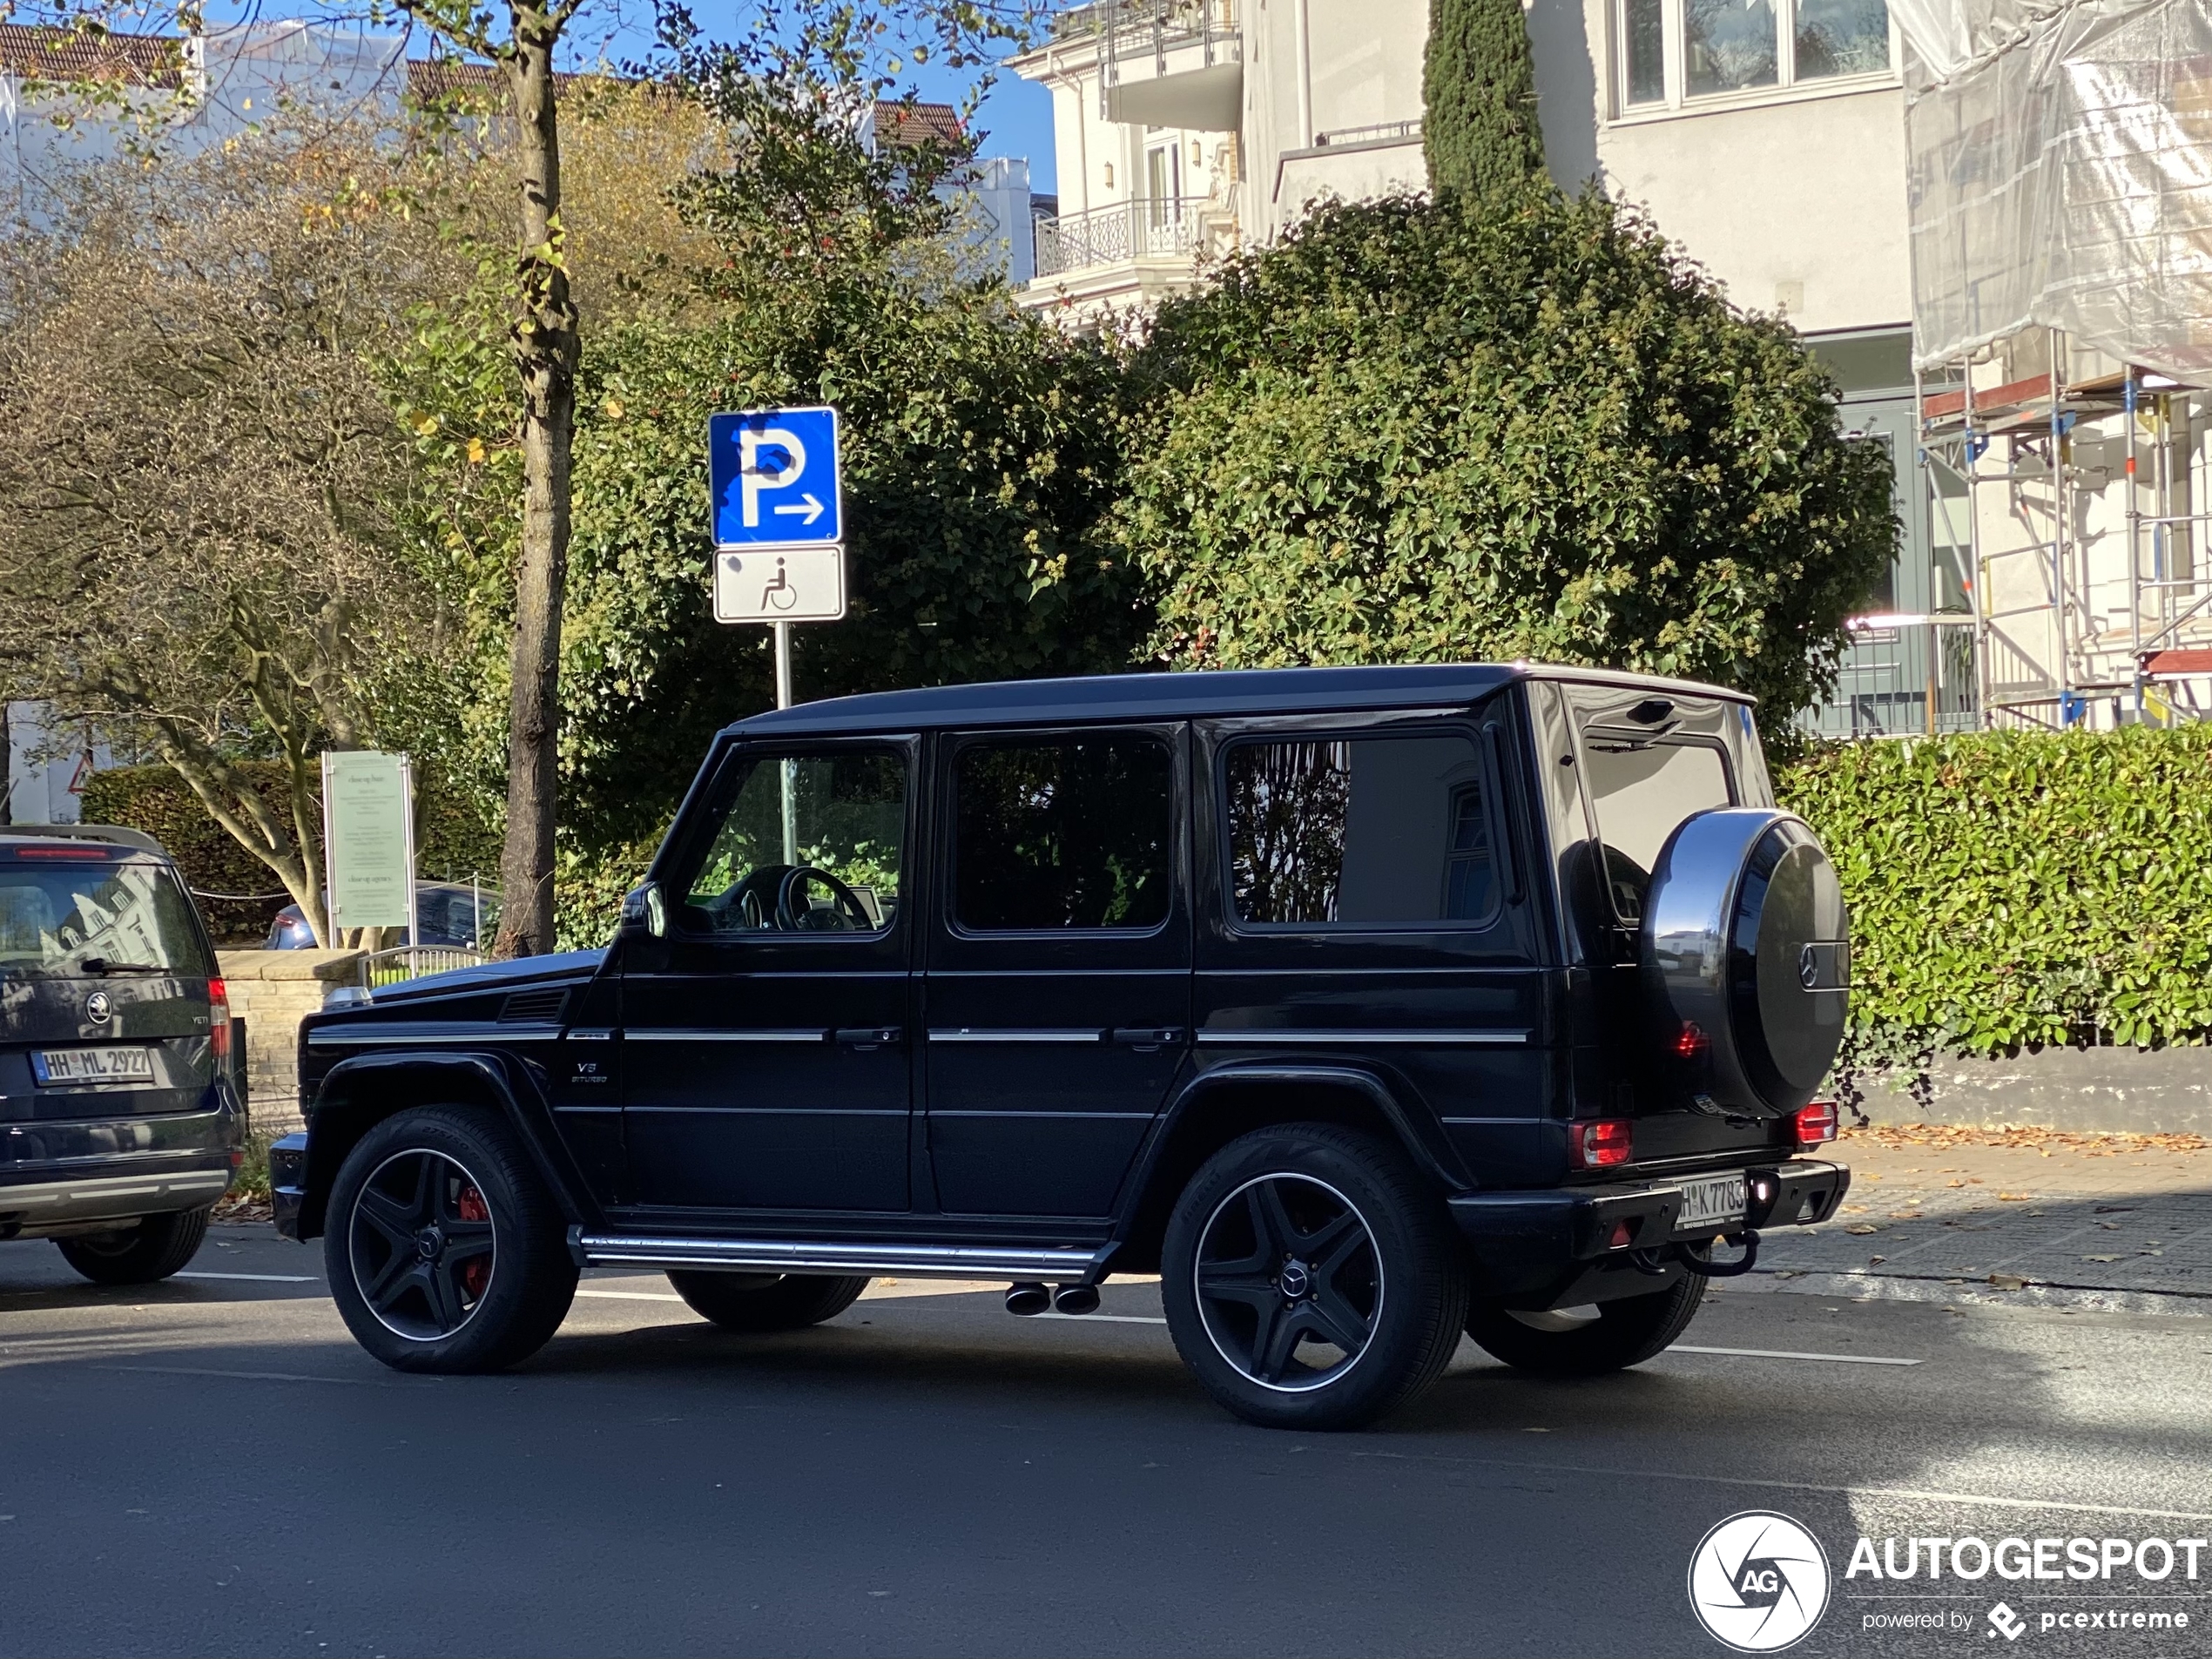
[576,1289,686,1303]
[177,1271,320,1284]
[1668,1344,1919,1366]
[1352,1451,2212,1524]
[93,1365,409,1387]
[1035,1312,1166,1325]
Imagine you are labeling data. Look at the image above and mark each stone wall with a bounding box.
[217,950,364,1136]
[1846,1045,2212,1136]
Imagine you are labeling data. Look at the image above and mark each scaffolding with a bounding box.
[1899,0,2212,727]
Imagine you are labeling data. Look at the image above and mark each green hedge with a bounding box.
[1777,726,2212,1064]
[82,760,497,946]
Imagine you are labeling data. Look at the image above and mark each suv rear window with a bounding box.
[0,856,213,978]
[1580,733,1734,921]
[1225,733,1497,927]
[953,734,1174,932]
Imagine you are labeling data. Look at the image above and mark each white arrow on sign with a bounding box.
[772,493,826,524]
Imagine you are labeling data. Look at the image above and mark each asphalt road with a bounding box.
[2,1226,2208,1658]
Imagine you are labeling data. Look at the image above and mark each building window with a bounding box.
[1619,0,1891,110]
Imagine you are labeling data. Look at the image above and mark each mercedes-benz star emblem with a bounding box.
[84,990,111,1025]
[1687,1511,1831,1652]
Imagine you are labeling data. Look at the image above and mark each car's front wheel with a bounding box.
[1463,1275,1707,1375]
[666,1271,870,1332]
[1161,1123,1468,1432]
[324,1105,577,1373]
[56,1205,211,1285]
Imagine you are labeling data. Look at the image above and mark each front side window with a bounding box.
[954,734,1174,932]
[0,856,212,979]
[678,749,906,935]
[1225,733,1499,928]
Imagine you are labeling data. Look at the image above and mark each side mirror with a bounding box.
[620,881,667,940]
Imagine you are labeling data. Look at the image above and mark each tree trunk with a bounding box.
[490,9,580,960]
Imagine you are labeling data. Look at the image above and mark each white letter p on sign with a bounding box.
[739,427,808,528]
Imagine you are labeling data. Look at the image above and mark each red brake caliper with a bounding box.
[456,1185,491,1299]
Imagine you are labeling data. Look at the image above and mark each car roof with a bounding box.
[0,823,167,857]
[721,663,1750,740]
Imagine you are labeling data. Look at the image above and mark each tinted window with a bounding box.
[0,856,212,978]
[678,749,906,934]
[954,735,1174,931]
[1226,734,1498,927]
[1581,733,1734,921]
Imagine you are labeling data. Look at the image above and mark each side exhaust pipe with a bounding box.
[1005,1282,1051,1316]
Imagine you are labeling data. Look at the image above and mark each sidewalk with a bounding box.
[1750,1124,2212,1314]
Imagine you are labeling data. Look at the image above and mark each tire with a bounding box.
[1463,1275,1708,1376]
[56,1205,211,1285]
[1161,1123,1469,1432]
[665,1271,870,1332]
[323,1105,578,1374]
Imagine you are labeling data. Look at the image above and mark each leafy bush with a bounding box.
[1125,188,1897,728]
[84,761,497,946]
[1777,726,2212,1064]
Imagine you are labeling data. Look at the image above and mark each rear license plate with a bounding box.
[1676,1173,1748,1234]
[30,1046,157,1087]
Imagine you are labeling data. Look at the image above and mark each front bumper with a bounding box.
[1447,1158,1850,1305]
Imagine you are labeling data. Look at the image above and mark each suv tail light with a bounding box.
[1794,1099,1838,1148]
[208,977,233,1066]
[1571,1118,1634,1170]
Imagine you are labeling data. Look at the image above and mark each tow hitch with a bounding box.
[1632,1230,1760,1278]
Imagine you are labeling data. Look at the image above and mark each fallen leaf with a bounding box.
[1988,1274,2027,1291]
[1947,1179,1966,1188]
[1998,1193,2033,1202]
[1888,1211,1924,1219]
[2082,1255,2122,1263]
[1868,1255,1887,1265]
[1842,1204,1870,1214]
[1845,1224,1880,1236]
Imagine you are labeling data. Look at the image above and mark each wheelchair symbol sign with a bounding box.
[708,407,842,549]
[713,546,846,624]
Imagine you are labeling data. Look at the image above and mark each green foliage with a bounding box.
[1777,726,2212,1064]
[1423,0,1547,197]
[1125,188,1897,727]
[83,761,498,945]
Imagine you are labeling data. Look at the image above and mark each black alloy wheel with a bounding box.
[348,1148,499,1341]
[1194,1173,1382,1393]
[1162,1123,1469,1432]
[324,1105,577,1373]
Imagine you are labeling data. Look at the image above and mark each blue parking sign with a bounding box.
[708,407,843,548]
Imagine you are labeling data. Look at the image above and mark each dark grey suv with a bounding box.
[278,664,1851,1429]
[0,825,244,1283]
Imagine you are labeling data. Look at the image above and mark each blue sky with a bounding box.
[196,0,1061,192]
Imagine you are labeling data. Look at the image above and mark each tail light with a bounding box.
[208,977,233,1067]
[1794,1099,1838,1148]
[1571,1118,1634,1170]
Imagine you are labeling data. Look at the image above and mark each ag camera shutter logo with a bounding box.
[1688,1511,1832,1652]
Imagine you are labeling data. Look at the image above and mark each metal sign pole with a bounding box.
[775,619,798,866]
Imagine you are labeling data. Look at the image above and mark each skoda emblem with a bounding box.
[84,989,112,1025]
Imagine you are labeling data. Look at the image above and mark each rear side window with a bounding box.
[954,734,1174,932]
[1225,733,1498,928]
[0,857,212,978]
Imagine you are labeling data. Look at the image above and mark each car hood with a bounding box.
[363,948,606,1006]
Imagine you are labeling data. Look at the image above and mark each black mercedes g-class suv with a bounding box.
[276,664,1851,1429]
[2,825,245,1283]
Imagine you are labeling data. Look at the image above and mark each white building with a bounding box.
[1012,0,2212,736]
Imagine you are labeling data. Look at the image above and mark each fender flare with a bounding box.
[1119,1057,1477,1235]
[298,1050,599,1239]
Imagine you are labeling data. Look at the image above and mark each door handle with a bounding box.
[1109,1027,1184,1051]
[835,1026,903,1050]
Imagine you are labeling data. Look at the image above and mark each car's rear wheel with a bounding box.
[665,1271,870,1332]
[1463,1275,1707,1375]
[1161,1123,1468,1432]
[55,1205,211,1285]
[324,1105,577,1373]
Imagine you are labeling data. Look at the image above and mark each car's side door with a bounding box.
[921,724,1192,1217]
[619,737,917,1214]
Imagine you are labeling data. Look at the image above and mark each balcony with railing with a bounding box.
[1032,195,1211,280]
[1048,0,1242,129]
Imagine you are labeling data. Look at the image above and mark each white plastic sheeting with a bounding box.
[1902,0,2212,375]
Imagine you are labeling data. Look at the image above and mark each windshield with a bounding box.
[0,857,214,979]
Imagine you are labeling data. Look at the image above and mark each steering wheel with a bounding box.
[774,866,873,933]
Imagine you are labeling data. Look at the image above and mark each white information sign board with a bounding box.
[321,750,416,935]
[713,545,847,624]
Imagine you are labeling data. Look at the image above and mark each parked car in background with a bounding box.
[266,880,499,951]
[0,824,245,1283]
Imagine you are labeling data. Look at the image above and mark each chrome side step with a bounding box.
[570,1230,1110,1284]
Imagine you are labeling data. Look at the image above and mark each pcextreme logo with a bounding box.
[1688,1511,1834,1653]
